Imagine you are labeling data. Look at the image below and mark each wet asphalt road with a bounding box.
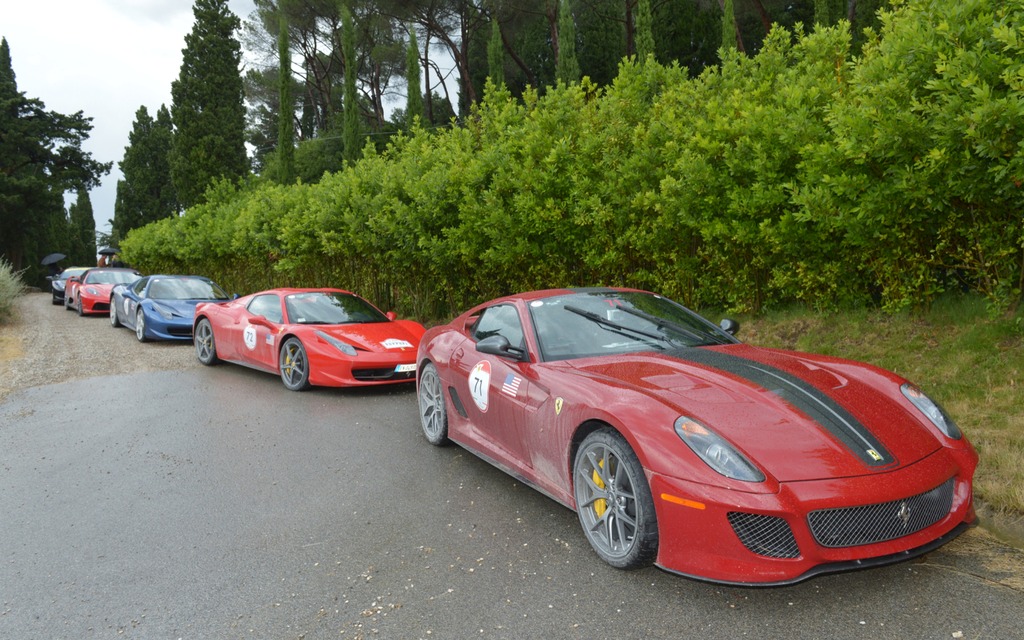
[2,349,1024,638]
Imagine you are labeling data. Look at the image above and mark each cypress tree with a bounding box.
[341,1,360,164]
[112,105,177,242]
[406,26,424,126]
[277,2,295,184]
[487,18,504,87]
[635,0,655,62]
[67,189,97,266]
[721,0,738,53]
[555,0,580,85]
[169,0,248,209]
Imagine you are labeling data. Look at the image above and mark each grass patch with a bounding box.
[733,294,1024,515]
[0,259,26,324]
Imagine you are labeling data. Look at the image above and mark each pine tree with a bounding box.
[406,26,424,126]
[169,0,248,209]
[67,189,97,266]
[555,0,580,85]
[0,37,109,278]
[112,105,177,242]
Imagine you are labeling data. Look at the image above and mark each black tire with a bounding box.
[110,300,121,327]
[135,309,148,342]
[417,362,449,445]
[76,297,84,317]
[279,337,311,391]
[573,428,658,569]
[194,318,220,365]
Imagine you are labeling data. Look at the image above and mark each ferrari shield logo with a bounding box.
[554,397,564,415]
[866,448,883,461]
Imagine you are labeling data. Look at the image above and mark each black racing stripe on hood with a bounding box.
[667,347,894,467]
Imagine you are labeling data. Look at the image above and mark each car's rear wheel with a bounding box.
[135,309,148,342]
[417,362,449,445]
[194,318,220,365]
[573,428,658,569]
[110,300,121,327]
[279,337,311,391]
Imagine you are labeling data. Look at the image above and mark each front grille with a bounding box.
[728,512,801,558]
[352,368,416,382]
[168,326,192,337]
[807,477,955,548]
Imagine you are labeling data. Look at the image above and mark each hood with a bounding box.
[315,319,423,354]
[570,344,942,482]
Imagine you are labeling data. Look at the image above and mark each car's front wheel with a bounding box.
[135,309,148,342]
[194,318,220,365]
[110,300,121,327]
[573,428,658,569]
[279,337,311,391]
[417,362,449,445]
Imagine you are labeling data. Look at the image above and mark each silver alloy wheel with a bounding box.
[110,301,120,327]
[417,363,448,445]
[194,319,218,365]
[279,338,310,391]
[135,309,147,342]
[573,429,658,569]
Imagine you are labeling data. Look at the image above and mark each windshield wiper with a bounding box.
[563,305,668,347]
[614,305,715,345]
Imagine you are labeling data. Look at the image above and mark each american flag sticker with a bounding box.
[501,373,521,397]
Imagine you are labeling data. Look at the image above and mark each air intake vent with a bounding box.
[727,512,800,558]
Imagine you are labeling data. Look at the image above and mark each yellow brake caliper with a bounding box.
[593,460,607,517]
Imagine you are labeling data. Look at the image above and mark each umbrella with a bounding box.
[40,252,66,266]
[98,246,119,256]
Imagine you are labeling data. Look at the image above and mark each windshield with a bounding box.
[58,268,89,282]
[84,270,138,285]
[528,290,738,361]
[149,277,229,301]
[284,292,388,325]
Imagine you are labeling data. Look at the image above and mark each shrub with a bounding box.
[0,258,25,323]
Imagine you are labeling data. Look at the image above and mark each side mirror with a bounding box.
[476,335,528,362]
[386,311,397,321]
[249,315,274,329]
[719,318,740,336]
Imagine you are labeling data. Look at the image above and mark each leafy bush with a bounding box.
[121,0,1023,319]
[0,258,25,323]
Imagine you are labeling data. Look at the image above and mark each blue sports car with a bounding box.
[110,275,232,342]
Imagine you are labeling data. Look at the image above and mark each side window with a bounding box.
[472,304,525,349]
[247,295,283,324]
[132,278,148,295]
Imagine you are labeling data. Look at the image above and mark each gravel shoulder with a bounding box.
[0,291,197,403]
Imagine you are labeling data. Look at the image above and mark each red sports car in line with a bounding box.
[193,288,425,390]
[65,268,141,316]
[415,287,978,585]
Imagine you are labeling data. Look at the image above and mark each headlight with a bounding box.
[316,331,357,357]
[901,383,962,440]
[674,417,765,482]
[85,287,99,295]
[152,303,175,319]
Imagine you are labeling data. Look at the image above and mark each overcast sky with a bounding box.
[4,0,258,240]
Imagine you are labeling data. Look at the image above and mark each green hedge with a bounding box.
[122,0,1024,318]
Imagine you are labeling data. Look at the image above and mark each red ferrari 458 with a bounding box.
[193,288,425,390]
[415,287,978,585]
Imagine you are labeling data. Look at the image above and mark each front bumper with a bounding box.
[648,445,978,585]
